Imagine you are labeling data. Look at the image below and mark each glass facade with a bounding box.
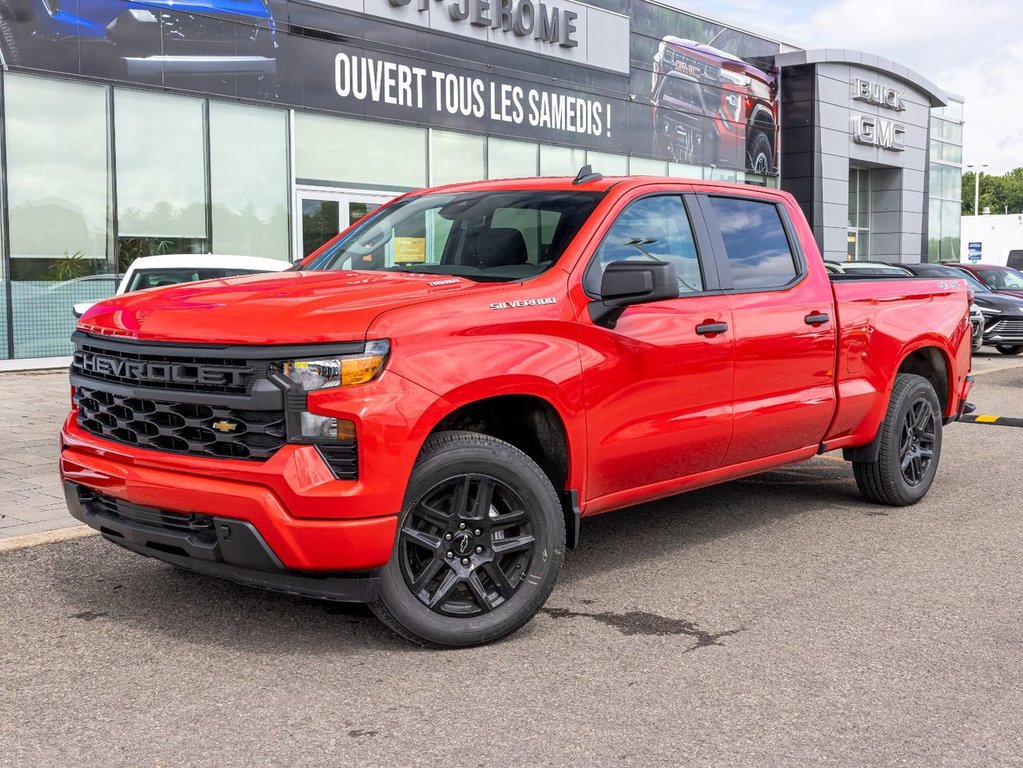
[928,97,964,262]
[848,168,871,261]
[0,65,907,362]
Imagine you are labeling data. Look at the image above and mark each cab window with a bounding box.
[706,197,799,290]
[588,195,704,294]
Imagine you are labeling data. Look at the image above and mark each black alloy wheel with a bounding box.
[398,473,535,617]
[371,431,565,647]
[853,373,943,506]
[897,398,936,487]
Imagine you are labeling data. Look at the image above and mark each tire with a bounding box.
[0,0,24,67]
[371,431,565,648]
[995,344,1023,355]
[746,130,773,175]
[853,373,943,506]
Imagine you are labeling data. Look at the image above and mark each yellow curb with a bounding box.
[0,525,98,553]
[974,414,1000,423]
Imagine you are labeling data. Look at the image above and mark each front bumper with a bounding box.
[60,416,400,573]
[65,481,380,602]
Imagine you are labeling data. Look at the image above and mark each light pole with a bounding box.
[966,162,988,216]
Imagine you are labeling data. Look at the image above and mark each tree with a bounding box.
[962,167,1023,215]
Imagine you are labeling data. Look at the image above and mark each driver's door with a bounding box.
[574,190,735,504]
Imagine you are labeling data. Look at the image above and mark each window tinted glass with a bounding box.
[594,196,703,293]
[708,197,798,290]
[301,190,603,283]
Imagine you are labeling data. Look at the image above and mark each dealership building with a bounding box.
[0,0,963,363]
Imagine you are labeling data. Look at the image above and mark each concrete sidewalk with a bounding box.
[0,368,76,539]
[2,350,1022,544]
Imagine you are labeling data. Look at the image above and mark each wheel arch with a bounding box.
[843,343,953,463]
[420,390,581,547]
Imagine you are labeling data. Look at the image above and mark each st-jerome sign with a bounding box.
[389,0,580,48]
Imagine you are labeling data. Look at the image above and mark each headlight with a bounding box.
[979,306,1002,315]
[271,340,390,391]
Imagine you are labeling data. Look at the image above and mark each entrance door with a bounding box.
[295,187,391,259]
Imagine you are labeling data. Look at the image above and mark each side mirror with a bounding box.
[589,260,679,327]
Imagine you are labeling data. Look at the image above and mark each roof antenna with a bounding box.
[572,164,603,185]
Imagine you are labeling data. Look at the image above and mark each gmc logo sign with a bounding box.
[76,352,245,387]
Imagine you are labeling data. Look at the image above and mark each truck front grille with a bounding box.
[72,339,256,395]
[75,386,287,460]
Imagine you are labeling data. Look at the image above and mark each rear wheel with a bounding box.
[853,373,943,506]
[371,431,565,647]
[995,344,1023,355]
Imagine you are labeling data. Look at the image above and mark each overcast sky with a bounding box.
[679,0,1022,174]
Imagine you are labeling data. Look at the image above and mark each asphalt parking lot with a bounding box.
[2,355,1022,766]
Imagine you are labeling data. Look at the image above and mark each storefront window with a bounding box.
[631,157,669,176]
[430,130,486,186]
[116,89,208,262]
[669,162,705,180]
[848,167,870,261]
[295,113,427,189]
[540,145,586,176]
[210,102,289,261]
[5,73,115,358]
[488,138,538,179]
[587,151,629,176]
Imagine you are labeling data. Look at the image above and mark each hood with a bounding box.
[973,291,1023,315]
[77,270,488,345]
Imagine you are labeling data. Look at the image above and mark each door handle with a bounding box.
[695,321,728,336]
[804,312,830,326]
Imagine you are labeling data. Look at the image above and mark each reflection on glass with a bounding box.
[595,196,703,292]
[431,130,486,186]
[4,73,114,358]
[116,89,207,243]
[708,197,796,289]
[302,200,341,257]
[540,145,586,176]
[348,202,379,228]
[295,113,427,188]
[210,101,289,261]
[488,138,539,179]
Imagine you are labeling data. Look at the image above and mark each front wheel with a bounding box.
[996,344,1023,355]
[853,373,943,506]
[371,431,565,647]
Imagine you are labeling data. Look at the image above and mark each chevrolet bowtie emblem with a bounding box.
[212,420,239,433]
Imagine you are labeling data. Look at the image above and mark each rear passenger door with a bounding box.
[696,194,838,466]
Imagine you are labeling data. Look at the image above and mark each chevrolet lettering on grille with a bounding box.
[76,351,246,388]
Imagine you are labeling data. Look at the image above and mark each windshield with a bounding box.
[299,190,605,282]
[978,267,1023,290]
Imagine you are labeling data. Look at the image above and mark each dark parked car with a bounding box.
[895,263,987,351]
[919,263,1023,354]
[948,262,1023,300]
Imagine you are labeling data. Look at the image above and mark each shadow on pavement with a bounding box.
[41,457,867,651]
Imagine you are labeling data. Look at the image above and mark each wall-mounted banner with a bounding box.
[333,50,613,138]
[0,0,781,174]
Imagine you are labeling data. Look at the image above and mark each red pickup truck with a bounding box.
[62,173,973,647]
